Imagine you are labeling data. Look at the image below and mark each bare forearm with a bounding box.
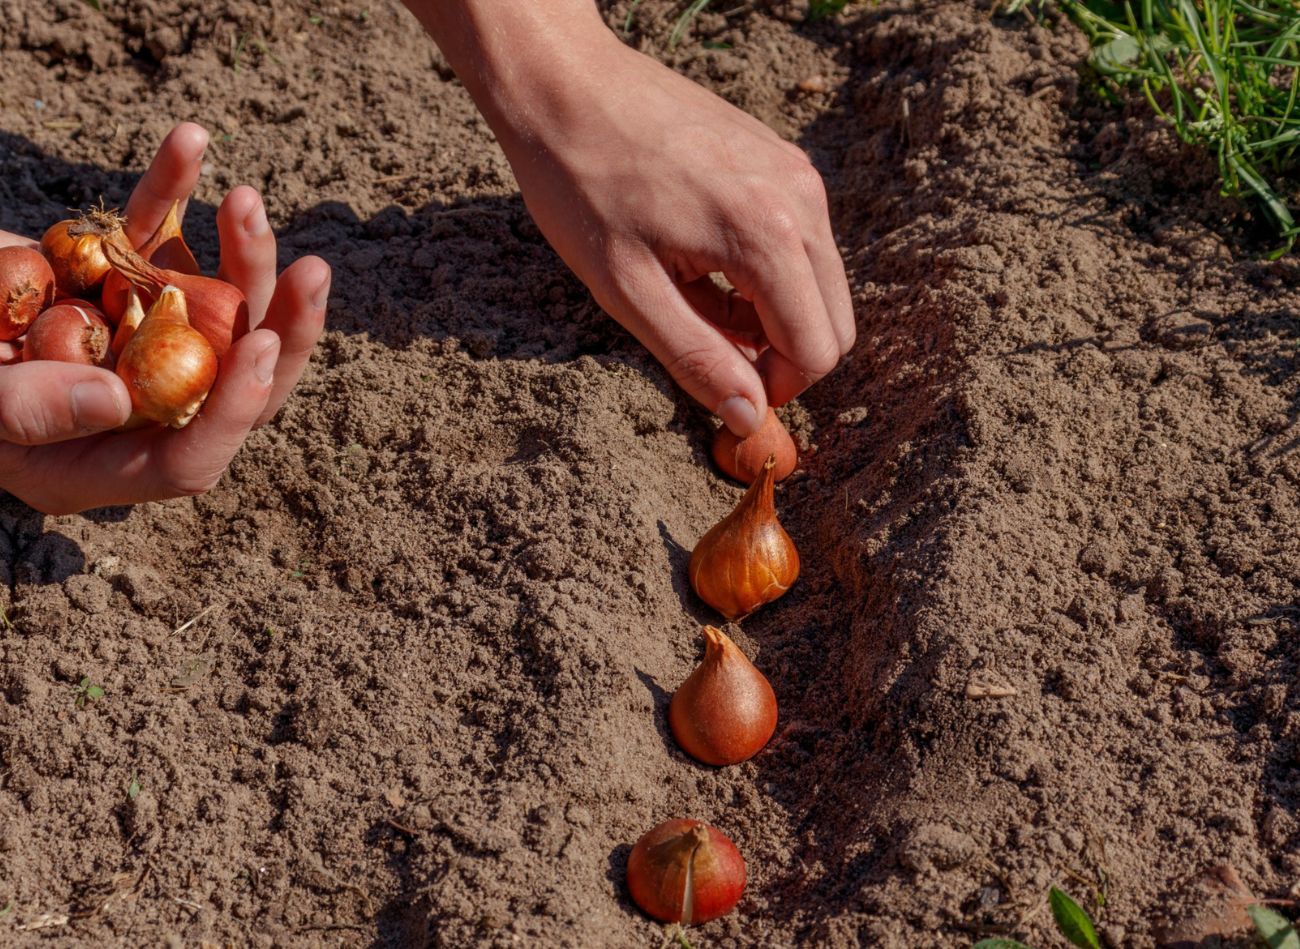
[401,0,614,148]
[400,0,854,429]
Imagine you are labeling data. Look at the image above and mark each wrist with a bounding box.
[404,1,619,150]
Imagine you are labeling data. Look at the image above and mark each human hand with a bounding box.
[492,35,855,437]
[0,123,330,514]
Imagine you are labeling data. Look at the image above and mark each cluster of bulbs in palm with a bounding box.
[0,202,247,429]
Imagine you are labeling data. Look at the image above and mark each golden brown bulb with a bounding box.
[669,625,777,766]
[626,819,746,925]
[689,456,799,620]
[115,286,218,429]
[711,408,797,484]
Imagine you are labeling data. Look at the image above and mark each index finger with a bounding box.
[730,243,841,407]
[123,123,210,246]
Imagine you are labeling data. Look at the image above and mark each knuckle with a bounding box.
[166,464,224,498]
[789,163,829,213]
[0,397,47,447]
[803,337,842,377]
[665,346,729,396]
[761,207,803,249]
[782,141,813,164]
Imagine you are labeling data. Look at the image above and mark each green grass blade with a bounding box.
[1054,0,1300,250]
[1248,905,1300,949]
[669,0,712,47]
[624,0,644,33]
[1228,152,1295,230]
[1049,887,1101,949]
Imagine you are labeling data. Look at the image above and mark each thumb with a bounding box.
[610,270,770,438]
[155,329,279,490]
[0,363,130,445]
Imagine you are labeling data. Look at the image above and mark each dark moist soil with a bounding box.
[2,0,1299,946]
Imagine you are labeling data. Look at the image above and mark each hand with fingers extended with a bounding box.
[405,1,854,437]
[0,123,331,515]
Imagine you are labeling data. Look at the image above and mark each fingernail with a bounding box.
[244,201,270,237]
[717,396,760,438]
[254,338,280,385]
[71,380,128,431]
[311,275,332,312]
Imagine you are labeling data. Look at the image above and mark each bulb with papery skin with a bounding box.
[102,199,200,323]
[40,207,128,298]
[711,408,797,484]
[115,285,217,429]
[689,456,799,620]
[103,240,246,355]
[22,303,113,368]
[626,819,746,925]
[112,288,146,358]
[0,246,57,341]
[669,626,777,766]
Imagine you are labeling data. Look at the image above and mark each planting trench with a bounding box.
[1,0,1298,945]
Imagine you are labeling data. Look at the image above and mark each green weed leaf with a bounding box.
[1249,905,1300,949]
[809,0,850,21]
[1091,33,1141,73]
[1049,887,1101,949]
[1054,0,1300,250]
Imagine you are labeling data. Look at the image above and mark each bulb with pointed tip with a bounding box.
[626,819,746,925]
[115,285,217,429]
[669,626,777,766]
[689,456,799,620]
[103,240,246,355]
[112,288,146,358]
[102,199,201,323]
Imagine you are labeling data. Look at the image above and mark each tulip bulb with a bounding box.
[112,288,146,358]
[669,626,777,766]
[101,200,200,323]
[0,246,56,341]
[116,285,217,429]
[103,240,247,355]
[712,408,797,484]
[626,819,746,925]
[40,206,129,298]
[22,304,113,368]
[689,456,799,620]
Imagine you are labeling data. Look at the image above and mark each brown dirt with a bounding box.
[2,0,1299,946]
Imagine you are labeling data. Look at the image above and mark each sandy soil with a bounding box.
[1,0,1298,946]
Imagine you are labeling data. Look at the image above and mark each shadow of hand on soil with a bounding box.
[0,127,697,576]
[0,510,86,588]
